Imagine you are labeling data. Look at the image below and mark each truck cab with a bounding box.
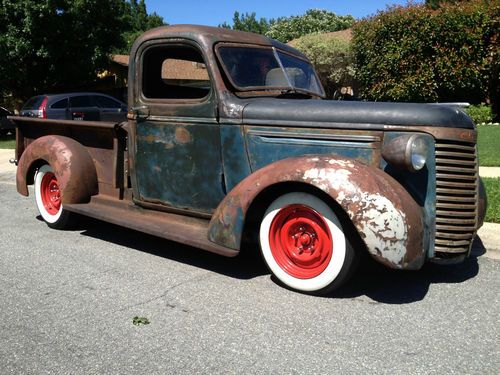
[12,25,487,295]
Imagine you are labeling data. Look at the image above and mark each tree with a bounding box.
[0,0,165,103]
[119,0,166,52]
[352,0,498,119]
[266,9,355,43]
[293,33,355,99]
[425,0,467,9]
[219,11,271,34]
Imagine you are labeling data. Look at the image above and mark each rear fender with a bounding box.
[209,155,425,270]
[16,135,98,204]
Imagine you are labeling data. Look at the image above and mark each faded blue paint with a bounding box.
[244,126,379,172]
[382,132,436,258]
[220,124,252,192]
[135,120,225,214]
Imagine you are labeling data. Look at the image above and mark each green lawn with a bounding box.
[477,125,500,167]
[0,134,15,149]
[483,177,500,224]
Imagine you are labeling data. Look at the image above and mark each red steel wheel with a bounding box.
[260,192,356,294]
[268,204,333,279]
[40,171,61,216]
[34,164,74,228]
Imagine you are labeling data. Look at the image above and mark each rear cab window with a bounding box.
[141,44,211,100]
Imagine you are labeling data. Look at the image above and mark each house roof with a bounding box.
[111,55,129,67]
[110,54,208,80]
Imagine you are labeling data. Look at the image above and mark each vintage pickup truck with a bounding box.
[10,25,487,294]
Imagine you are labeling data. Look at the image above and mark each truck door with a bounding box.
[131,41,225,215]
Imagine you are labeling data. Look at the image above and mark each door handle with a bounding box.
[130,105,150,121]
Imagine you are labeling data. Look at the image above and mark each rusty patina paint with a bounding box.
[209,155,424,270]
[16,135,98,204]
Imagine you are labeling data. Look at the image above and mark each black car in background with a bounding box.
[0,107,15,136]
[20,92,127,122]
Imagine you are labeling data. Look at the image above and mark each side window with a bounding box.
[142,44,211,100]
[70,96,92,108]
[94,95,122,109]
[51,98,68,109]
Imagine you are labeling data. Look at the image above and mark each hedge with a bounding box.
[352,0,499,118]
[292,33,355,99]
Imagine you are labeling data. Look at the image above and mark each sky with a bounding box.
[145,0,424,27]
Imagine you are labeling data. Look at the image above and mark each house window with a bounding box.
[142,45,211,100]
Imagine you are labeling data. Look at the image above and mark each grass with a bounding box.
[483,177,500,224]
[477,125,500,167]
[0,133,15,149]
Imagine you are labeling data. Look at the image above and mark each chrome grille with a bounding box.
[434,140,478,255]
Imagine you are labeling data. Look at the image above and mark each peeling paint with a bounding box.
[209,155,424,270]
[350,193,407,265]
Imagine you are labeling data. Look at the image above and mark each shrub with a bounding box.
[352,0,498,114]
[465,104,494,124]
[266,9,355,43]
[293,33,355,99]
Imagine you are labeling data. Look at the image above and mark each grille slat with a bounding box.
[435,245,470,253]
[436,165,476,173]
[436,232,474,240]
[436,158,476,166]
[436,173,476,181]
[436,218,476,225]
[437,196,477,203]
[436,187,477,195]
[436,210,476,217]
[434,140,478,257]
[435,150,475,159]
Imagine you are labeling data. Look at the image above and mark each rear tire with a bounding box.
[34,164,75,229]
[259,192,357,295]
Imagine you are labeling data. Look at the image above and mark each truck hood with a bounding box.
[241,98,475,129]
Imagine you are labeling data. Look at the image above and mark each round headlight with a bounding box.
[382,134,429,172]
[410,136,427,171]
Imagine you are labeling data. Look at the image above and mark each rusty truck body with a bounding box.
[11,25,487,294]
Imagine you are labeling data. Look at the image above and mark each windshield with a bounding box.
[217,46,325,98]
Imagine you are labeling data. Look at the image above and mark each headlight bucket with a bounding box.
[382,134,428,172]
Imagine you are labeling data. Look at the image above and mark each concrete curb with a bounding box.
[0,149,15,173]
[476,223,500,260]
[479,167,500,178]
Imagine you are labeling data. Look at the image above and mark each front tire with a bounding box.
[259,192,357,294]
[34,164,74,229]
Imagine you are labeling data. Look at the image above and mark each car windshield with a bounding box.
[217,46,325,98]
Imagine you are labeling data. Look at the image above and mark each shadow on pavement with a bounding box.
[42,214,484,304]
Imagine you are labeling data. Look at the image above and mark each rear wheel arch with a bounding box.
[16,135,98,204]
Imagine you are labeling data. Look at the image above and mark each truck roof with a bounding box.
[131,24,307,60]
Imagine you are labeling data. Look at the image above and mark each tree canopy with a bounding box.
[352,0,498,116]
[219,12,271,35]
[0,0,165,102]
[292,33,355,99]
[266,9,355,43]
[220,9,355,43]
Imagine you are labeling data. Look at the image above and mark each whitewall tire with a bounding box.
[259,192,356,294]
[34,164,74,229]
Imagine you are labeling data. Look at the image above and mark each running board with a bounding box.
[65,195,238,257]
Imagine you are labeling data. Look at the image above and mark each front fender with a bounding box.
[209,155,425,270]
[16,135,98,204]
